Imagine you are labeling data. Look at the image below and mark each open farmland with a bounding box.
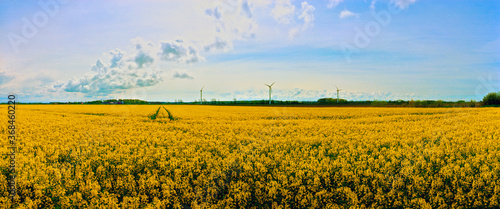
[1,105,500,208]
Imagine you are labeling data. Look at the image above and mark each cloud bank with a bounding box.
[55,57,163,95]
[47,0,320,97]
[49,0,259,96]
[224,88,403,101]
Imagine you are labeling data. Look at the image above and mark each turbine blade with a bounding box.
[270,82,275,86]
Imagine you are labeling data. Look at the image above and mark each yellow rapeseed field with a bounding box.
[1,105,499,208]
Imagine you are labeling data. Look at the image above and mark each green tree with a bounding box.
[483,92,500,105]
[317,98,336,104]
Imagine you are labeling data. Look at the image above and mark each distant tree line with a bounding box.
[84,99,149,104]
[7,92,500,107]
[314,92,500,107]
[317,98,482,107]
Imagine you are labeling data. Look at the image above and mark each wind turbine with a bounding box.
[265,82,275,104]
[336,86,342,103]
[200,86,204,104]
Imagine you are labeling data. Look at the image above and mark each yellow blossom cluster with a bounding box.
[0,105,499,208]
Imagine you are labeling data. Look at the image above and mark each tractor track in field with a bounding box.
[149,106,175,121]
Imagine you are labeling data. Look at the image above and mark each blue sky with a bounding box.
[0,0,499,102]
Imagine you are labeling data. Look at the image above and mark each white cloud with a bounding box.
[327,0,343,8]
[173,71,194,80]
[299,2,315,27]
[159,40,204,64]
[289,1,315,39]
[339,9,359,19]
[56,57,163,95]
[59,69,162,95]
[109,49,125,69]
[205,6,221,19]
[271,0,295,24]
[391,0,417,9]
[48,37,167,96]
[131,38,155,68]
[205,0,257,43]
[204,37,232,52]
[242,1,252,18]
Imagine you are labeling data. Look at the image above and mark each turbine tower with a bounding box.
[265,82,275,104]
[200,86,204,104]
[336,86,342,103]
